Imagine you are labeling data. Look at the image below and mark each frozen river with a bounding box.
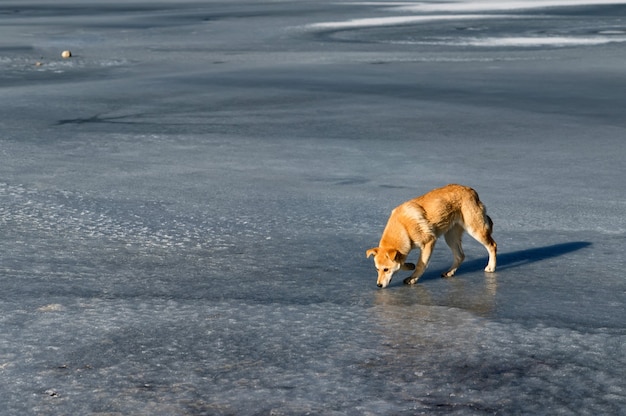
[1,1,625,414]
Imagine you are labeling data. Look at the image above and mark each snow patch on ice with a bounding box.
[393,35,626,47]
[309,0,626,50]
[309,14,518,30]
[395,0,626,13]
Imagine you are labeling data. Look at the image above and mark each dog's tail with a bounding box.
[474,193,493,232]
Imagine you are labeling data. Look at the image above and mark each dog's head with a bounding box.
[366,247,403,288]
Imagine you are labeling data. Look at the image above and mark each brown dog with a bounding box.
[366,184,497,288]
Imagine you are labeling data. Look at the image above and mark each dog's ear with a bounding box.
[366,248,379,258]
[387,249,406,263]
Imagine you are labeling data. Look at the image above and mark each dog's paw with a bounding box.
[441,270,456,278]
[403,276,417,285]
[484,265,496,273]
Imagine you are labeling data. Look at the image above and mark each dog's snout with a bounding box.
[377,283,383,288]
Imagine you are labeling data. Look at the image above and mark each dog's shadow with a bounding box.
[420,241,592,281]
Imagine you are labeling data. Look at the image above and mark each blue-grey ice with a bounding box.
[1,1,625,414]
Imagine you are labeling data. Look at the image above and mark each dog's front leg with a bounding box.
[401,262,415,271]
[403,240,435,285]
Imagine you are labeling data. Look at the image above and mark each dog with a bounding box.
[366,184,497,288]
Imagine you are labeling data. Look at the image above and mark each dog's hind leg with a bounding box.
[466,216,497,273]
[442,224,465,277]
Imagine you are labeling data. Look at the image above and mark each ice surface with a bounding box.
[1,1,625,415]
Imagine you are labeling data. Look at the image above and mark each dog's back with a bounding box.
[402,184,484,238]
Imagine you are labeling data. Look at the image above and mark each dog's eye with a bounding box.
[383,268,389,272]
